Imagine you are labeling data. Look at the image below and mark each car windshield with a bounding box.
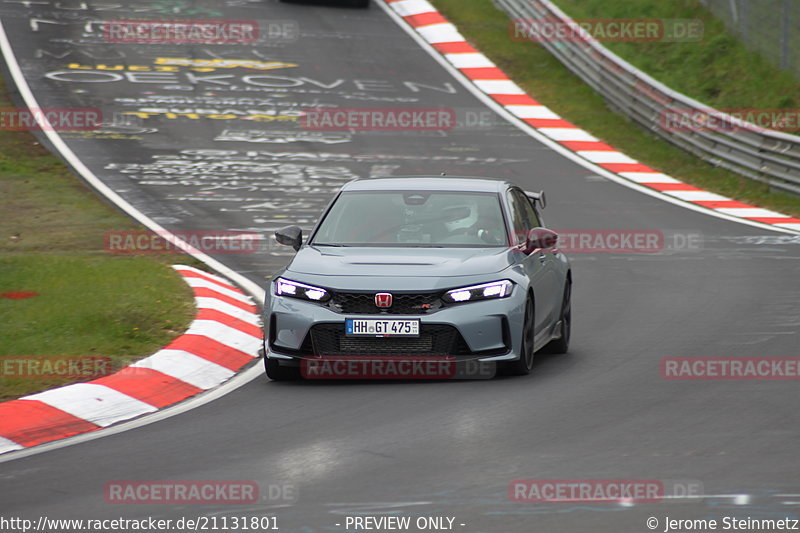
[312,190,508,247]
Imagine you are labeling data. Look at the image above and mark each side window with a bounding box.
[506,190,530,245]
[519,192,541,228]
[515,189,542,225]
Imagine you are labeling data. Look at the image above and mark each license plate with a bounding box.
[345,318,420,337]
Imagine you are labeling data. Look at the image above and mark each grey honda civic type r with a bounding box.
[262,177,572,380]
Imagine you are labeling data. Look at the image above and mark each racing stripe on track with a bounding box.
[174,265,239,291]
[0,400,100,448]
[182,277,254,305]
[183,320,261,357]
[194,297,261,325]
[383,0,800,234]
[91,368,203,409]
[129,350,236,390]
[195,309,263,339]
[21,383,159,428]
[165,335,256,371]
[0,265,261,454]
[192,287,257,313]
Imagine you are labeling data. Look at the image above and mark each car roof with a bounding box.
[341,176,512,193]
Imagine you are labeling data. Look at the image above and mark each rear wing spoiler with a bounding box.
[524,190,546,210]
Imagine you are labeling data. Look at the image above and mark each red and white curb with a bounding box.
[0,265,261,455]
[382,0,800,234]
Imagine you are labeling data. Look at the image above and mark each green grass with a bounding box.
[553,0,800,111]
[430,0,800,218]
[0,76,198,401]
[0,257,195,400]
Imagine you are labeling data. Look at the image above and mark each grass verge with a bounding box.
[553,0,800,112]
[429,0,800,218]
[0,76,198,401]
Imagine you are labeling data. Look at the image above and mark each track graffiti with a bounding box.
[214,129,352,144]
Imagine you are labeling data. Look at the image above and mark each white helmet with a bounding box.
[443,201,479,232]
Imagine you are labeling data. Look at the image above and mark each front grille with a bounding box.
[328,292,443,315]
[309,323,470,356]
[339,335,433,353]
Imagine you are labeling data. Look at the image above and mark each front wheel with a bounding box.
[505,296,535,376]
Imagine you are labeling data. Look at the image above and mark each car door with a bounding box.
[506,188,560,336]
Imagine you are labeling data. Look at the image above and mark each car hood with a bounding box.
[286,246,514,278]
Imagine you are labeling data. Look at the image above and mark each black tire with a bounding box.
[542,280,571,355]
[264,356,301,381]
[505,296,535,376]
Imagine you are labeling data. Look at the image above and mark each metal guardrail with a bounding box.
[493,0,800,196]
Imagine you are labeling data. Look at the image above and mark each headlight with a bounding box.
[442,280,513,304]
[274,278,331,303]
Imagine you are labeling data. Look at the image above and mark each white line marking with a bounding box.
[775,223,800,230]
[715,208,790,218]
[577,150,638,164]
[618,172,681,184]
[664,190,731,202]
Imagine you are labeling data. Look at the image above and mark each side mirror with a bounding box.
[524,227,558,254]
[275,225,303,251]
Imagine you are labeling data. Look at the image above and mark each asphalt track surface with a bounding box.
[1,1,799,532]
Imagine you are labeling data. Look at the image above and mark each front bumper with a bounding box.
[265,288,527,363]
